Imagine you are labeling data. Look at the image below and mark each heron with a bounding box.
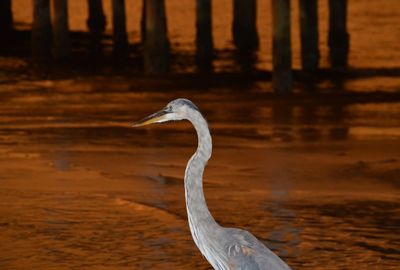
[132,98,292,270]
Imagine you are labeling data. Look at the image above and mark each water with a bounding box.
[0,81,399,269]
[1,0,400,269]
[11,0,400,71]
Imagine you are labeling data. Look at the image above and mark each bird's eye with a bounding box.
[166,105,172,112]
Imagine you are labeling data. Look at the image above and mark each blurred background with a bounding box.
[0,0,399,269]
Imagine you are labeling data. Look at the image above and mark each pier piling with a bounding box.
[32,0,52,59]
[0,0,13,34]
[23,0,352,85]
[328,0,349,67]
[272,0,292,94]
[299,0,319,71]
[232,0,259,53]
[141,0,146,43]
[52,0,71,60]
[143,0,170,74]
[112,0,128,56]
[87,0,106,55]
[196,0,213,69]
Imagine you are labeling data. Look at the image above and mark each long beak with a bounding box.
[132,109,169,127]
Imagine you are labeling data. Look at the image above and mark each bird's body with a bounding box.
[133,98,292,270]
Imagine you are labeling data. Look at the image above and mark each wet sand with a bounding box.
[0,80,399,269]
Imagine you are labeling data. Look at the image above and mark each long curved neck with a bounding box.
[184,110,220,258]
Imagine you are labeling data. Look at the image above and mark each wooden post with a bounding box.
[112,0,128,55]
[52,0,71,60]
[141,0,146,43]
[0,0,13,34]
[233,0,259,53]
[196,0,213,68]
[272,0,292,94]
[299,0,319,71]
[32,0,52,59]
[328,0,349,67]
[143,0,170,74]
[87,0,106,55]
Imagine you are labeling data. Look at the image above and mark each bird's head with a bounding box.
[132,98,199,127]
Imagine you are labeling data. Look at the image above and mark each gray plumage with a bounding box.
[133,98,292,270]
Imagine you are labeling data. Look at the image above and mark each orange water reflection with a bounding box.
[0,83,399,269]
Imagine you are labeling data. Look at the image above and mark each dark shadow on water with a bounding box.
[2,30,400,94]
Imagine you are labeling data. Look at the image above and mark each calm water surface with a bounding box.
[1,1,400,269]
[0,81,399,269]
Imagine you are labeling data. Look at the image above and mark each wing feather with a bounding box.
[224,228,291,270]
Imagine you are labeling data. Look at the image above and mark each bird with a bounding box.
[132,98,292,270]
